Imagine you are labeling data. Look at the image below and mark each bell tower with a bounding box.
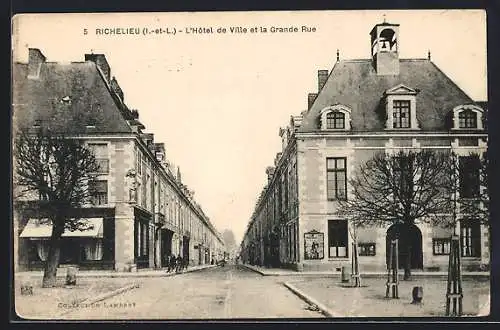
[370,21,400,75]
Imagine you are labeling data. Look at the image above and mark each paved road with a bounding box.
[60,264,323,319]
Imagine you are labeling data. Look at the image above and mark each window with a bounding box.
[326,111,345,129]
[135,220,149,257]
[459,109,478,129]
[89,180,108,205]
[327,158,347,200]
[88,143,109,174]
[328,220,348,258]
[393,156,414,198]
[358,243,376,256]
[393,100,411,128]
[137,152,142,175]
[459,155,480,198]
[433,238,451,255]
[461,220,481,257]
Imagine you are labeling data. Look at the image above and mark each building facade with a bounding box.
[241,21,489,272]
[13,48,225,272]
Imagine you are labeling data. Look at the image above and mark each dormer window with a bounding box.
[326,111,345,129]
[320,104,351,130]
[459,110,477,128]
[384,84,419,130]
[452,104,484,130]
[393,100,410,128]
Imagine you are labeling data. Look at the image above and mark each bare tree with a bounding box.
[14,127,99,287]
[338,150,456,280]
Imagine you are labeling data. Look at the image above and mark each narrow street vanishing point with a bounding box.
[54,265,323,319]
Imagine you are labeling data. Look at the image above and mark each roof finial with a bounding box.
[383,14,387,23]
[336,49,340,62]
[428,49,431,60]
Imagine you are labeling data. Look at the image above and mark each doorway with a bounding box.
[386,223,423,269]
[161,229,173,266]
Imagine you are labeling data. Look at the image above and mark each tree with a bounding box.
[14,127,99,287]
[338,150,456,280]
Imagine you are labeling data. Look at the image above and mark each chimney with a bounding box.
[110,76,124,101]
[318,70,329,91]
[265,166,275,182]
[154,143,165,162]
[141,133,154,150]
[308,93,317,109]
[85,53,111,82]
[28,48,46,78]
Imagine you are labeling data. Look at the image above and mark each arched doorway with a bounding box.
[386,223,423,270]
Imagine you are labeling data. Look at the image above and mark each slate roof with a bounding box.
[299,58,482,133]
[12,61,133,134]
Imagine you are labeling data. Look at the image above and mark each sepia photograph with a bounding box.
[11,9,490,320]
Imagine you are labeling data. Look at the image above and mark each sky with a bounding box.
[12,10,487,244]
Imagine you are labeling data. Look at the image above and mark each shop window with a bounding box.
[461,219,481,257]
[36,240,49,261]
[358,243,376,256]
[432,238,451,255]
[328,220,348,258]
[84,240,104,261]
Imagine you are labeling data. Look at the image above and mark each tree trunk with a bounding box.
[42,222,64,288]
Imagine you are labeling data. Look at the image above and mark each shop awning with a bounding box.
[19,218,103,239]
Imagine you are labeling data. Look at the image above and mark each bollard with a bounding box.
[65,266,78,285]
[412,286,423,304]
[341,265,351,283]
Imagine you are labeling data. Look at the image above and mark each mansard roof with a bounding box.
[12,61,133,134]
[299,59,481,132]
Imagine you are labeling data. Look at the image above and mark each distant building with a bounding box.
[13,48,225,271]
[241,21,488,272]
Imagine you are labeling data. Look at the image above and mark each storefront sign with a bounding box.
[304,230,324,260]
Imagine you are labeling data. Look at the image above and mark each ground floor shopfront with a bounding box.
[15,204,205,272]
[246,218,490,273]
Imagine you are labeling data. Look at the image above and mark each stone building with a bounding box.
[241,21,488,272]
[13,48,225,272]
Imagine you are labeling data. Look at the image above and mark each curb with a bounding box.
[282,282,337,317]
[241,265,490,278]
[57,282,140,317]
[18,265,217,279]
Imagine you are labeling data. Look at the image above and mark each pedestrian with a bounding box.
[183,255,189,271]
[170,253,176,273]
[176,254,183,272]
[165,254,171,273]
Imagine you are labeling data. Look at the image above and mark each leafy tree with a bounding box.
[14,127,99,287]
[338,150,456,280]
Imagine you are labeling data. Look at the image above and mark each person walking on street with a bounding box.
[170,253,176,273]
[176,254,183,273]
[165,254,171,273]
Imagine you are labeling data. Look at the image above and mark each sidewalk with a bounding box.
[16,264,217,279]
[242,264,490,278]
